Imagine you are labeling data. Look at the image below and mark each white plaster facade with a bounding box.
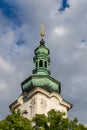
[10,87,72,120]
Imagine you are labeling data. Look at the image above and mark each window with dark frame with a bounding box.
[39,60,43,67]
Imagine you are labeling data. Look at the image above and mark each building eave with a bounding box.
[9,100,21,109]
[23,87,72,111]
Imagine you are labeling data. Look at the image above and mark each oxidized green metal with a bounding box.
[21,39,61,94]
[33,40,50,75]
[21,75,61,93]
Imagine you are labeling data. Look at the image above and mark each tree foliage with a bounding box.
[0,109,87,130]
[0,109,32,130]
[33,109,87,130]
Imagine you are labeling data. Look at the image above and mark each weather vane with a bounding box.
[40,24,45,39]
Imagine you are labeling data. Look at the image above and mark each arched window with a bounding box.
[39,60,43,67]
[45,61,47,68]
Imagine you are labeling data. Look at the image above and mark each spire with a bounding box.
[40,24,45,45]
[32,24,50,75]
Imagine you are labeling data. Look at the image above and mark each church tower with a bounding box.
[10,25,72,119]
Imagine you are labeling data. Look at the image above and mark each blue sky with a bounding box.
[0,0,69,26]
[59,0,69,11]
[0,0,21,26]
[0,0,87,125]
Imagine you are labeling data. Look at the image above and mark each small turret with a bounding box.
[33,39,50,75]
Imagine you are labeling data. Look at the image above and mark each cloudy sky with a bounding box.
[0,0,87,125]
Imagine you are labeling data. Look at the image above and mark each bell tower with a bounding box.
[10,25,72,120]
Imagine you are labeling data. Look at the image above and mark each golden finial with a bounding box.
[40,24,45,39]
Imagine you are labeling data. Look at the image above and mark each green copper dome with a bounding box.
[21,75,61,94]
[35,41,49,55]
[21,36,61,94]
[35,46,49,55]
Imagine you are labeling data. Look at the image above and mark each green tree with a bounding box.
[32,114,48,130]
[0,109,32,130]
[0,109,87,130]
[33,109,87,130]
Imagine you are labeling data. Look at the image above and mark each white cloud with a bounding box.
[0,31,15,45]
[54,26,68,37]
[79,41,87,49]
[0,57,15,73]
[0,80,7,91]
